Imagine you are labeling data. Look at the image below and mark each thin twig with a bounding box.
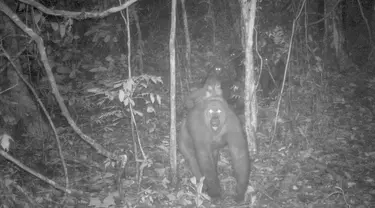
[356,0,374,60]
[271,0,307,148]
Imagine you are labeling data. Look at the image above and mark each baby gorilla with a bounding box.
[185,69,223,109]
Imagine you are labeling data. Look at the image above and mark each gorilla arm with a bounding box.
[224,117,250,202]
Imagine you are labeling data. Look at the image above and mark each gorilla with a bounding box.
[179,93,250,202]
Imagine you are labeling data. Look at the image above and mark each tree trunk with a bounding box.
[239,0,257,154]
[169,0,178,187]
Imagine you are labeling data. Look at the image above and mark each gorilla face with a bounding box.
[203,100,226,133]
[208,108,222,131]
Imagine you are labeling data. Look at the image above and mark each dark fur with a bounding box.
[179,96,250,202]
[185,77,222,109]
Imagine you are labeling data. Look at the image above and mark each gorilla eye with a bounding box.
[209,109,214,113]
[217,109,222,113]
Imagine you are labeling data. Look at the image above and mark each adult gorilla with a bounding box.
[179,95,250,202]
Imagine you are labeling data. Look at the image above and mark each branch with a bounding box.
[18,0,139,20]
[309,0,343,26]
[0,150,83,197]
[0,1,126,161]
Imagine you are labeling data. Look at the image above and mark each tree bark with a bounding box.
[239,0,258,154]
[169,0,178,187]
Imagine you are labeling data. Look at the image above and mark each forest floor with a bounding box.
[100,68,375,208]
[2,48,375,208]
[179,69,375,208]
[244,70,375,208]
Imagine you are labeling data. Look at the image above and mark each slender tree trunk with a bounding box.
[180,0,191,82]
[239,0,257,154]
[169,0,178,186]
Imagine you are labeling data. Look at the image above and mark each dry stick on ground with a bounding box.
[0,150,83,197]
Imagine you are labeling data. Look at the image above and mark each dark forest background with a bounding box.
[0,0,375,207]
